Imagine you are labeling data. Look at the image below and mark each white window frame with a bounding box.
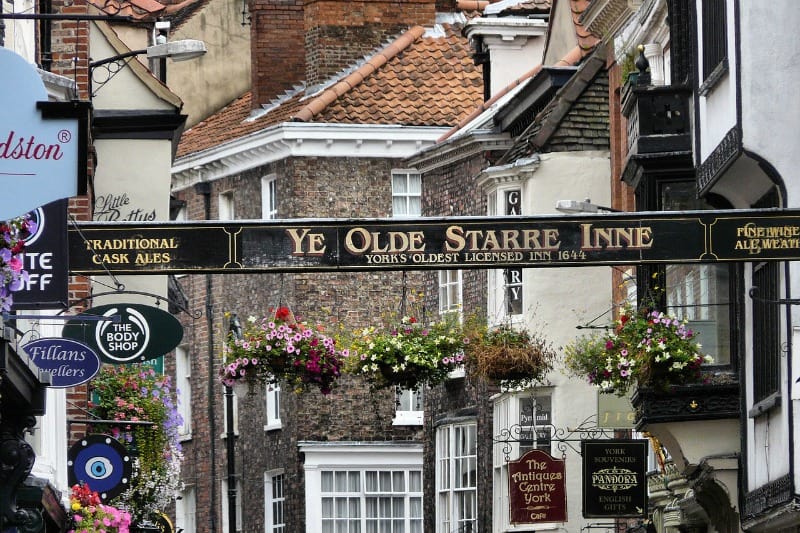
[219,190,235,221]
[486,184,525,324]
[221,478,243,533]
[438,270,462,316]
[176,485,197,533]
[262,175,277,219]
[265,384,282,431]
[222,389,239,438]
[436,422,477,533]
[393,387,424,426]
[265,469,286,532]
[176,345,192,439]
[391,169,421,218]
[492,392,555,531]
[300,442,423,533]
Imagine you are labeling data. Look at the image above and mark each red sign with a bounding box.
[508,449,567,524]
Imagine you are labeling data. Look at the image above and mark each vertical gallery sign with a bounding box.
[582,439,648,518]
[12,200,69,309]
[508,449,567,524]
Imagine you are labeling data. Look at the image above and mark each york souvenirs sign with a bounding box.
[508,449,567,524]
[0,48,88,219]
[67,208,800,275]
[581,439,648,518]
[61,303,183,364]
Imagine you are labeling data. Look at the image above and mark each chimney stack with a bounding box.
[249,0,439,108]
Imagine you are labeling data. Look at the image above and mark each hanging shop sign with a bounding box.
[597,392,636,429]
[61,303,183,364]
[508,449,567,524]
[68,434,132,501]
[67,208,800,275]
[581,439,648,518]
[12,199,69,309]
[22,338,100,388]
[0,48,89,220]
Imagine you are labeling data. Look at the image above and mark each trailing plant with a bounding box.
[68,483,132,533]
[343,314,467,390]
[564,305,713,396]
[88,365,184,525]
[219,307,344,395]
[465,321,555,388]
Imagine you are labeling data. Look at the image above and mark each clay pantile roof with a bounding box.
[570,0,600,54]
[177,23,483,158]
[311,25,483,126]
[90,0,166,20]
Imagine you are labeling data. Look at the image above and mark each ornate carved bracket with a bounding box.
[0,412,42,531]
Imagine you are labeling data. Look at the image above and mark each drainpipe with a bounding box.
[195,180,217,533]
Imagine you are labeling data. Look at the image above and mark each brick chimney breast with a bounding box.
[249,0,305,109]
[304,0,436,89]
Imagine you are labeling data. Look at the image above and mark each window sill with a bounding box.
[447,366,466,380]
[178,432,192,443]
[699,58,728,97]
[392,413,423,426]
[748,391,780,418]
[264,422,282,432]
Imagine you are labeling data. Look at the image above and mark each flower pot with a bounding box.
[233,379,257,397]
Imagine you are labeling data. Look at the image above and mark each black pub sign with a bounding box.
[67,208,800,275]
[581,439,648,518]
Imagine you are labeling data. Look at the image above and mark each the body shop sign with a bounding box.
[581,439,648,518]
[0,48,87,219]
[508,449,567,524]
[61,303,183,364]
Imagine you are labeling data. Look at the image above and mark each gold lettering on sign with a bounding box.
[87,237,179,266]
[444,225,560,252]
[579,224,653,251]
[734,223,800,255]
[286,228,327,256]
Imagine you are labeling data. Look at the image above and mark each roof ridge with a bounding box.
[290,25,427,123]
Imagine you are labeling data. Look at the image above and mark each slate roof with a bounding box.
[177,23,484,158]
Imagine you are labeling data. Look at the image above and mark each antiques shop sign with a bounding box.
[508,449,567,524]
[67,208,800,275]
[582,439,647,518]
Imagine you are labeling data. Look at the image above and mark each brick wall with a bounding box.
[417,148,500,531]
[48,0,90,98]
[249,0,305,108]
[249,0,438,106]
[172,155,429,531]
[304,0,435,87]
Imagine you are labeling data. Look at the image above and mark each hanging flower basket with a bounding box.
[465,323,555,387]
[87,365,183,527]
[219,307,344,395]
[68,483,132,533]
[0,215,35,312]
[344,315,467,390]
[564,305,714,396]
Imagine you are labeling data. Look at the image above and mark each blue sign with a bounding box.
[22,337,100,388]
[12,200,69,309]
[0,48,82,219]
[68,434,132,501]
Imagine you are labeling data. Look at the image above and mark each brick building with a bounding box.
[406,1,616,527]
[168,1,484,530]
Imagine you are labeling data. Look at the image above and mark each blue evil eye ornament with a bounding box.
[67,434,132,500]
